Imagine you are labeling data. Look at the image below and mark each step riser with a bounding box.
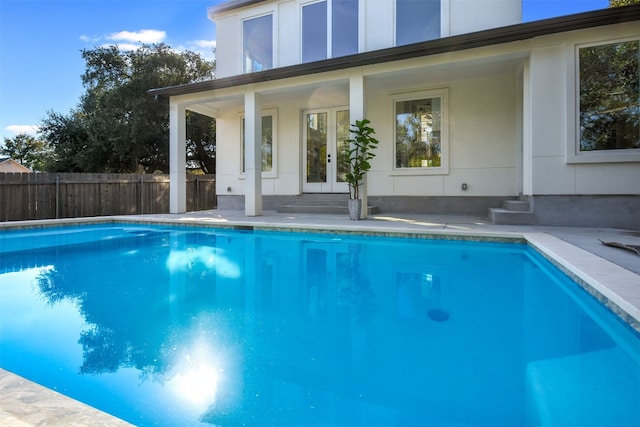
[278,204,379,215]
[503,200,531,212]
[489,208,535,225]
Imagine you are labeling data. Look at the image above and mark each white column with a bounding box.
[349,70,367,219]
[244,89,262,216]
[169,100,187,213]
[521,59,533,196]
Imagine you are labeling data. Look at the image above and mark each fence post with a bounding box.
[195,175,200,211]
[55,175,60,219]
[140,174,144,214]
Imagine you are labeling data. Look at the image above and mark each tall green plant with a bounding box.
[345,119,378,200]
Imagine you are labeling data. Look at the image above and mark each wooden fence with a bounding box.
[0,173,216,222]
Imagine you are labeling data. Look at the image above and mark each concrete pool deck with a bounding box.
[1,210,639,426]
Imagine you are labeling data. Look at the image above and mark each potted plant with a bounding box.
[344,119,378,220]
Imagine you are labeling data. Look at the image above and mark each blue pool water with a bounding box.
[0,223,639,426]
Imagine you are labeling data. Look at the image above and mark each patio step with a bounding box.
[488,208,536,225]
[489,197,534,225]
[276,194,378,215]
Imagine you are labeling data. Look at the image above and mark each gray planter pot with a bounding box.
[348,198,362,220]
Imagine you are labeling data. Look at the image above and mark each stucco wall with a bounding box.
[527,23,640,196]
[214,70,519,199]
[214,0,522,78]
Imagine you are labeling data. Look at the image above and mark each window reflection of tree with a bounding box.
[579,40,640,151]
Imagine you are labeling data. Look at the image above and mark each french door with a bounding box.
[303,108,350,193]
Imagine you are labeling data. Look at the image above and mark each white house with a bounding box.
[150,0,640,228]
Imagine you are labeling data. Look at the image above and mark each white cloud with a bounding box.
[81,29,166,51]
[191,40,216,49]
[177,40,217,61]
[5,125,39,136]
[80,34,99,43]
[108,29,166,44]
[100,43,141,52]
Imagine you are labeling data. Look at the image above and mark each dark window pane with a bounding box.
[396,98,441,168]
[243,15,273,73]
[332,0,358,57]
[579,41,640,151]
[302,2,328,63]
[396,0,440,46]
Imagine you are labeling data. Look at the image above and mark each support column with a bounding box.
[522,59,533,197]
[349,70,368,219]
[244,89,263,216]
[169,100,187,213]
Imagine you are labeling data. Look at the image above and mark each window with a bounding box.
[396,0,440,46]
[395,91,448,171]
[301,0,358,63]
[578,40,639,152]
[332,0,358,57]
[302,2,327,63]
[243,14,273,73]
[241,114,275,175]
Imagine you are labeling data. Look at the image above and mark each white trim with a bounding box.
[391,88,450,176]
[567,37,640,164]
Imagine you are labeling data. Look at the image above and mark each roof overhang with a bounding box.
[149,4,640,99]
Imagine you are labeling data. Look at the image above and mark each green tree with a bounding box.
[40,43,216,173]
[609,0,640,6]
[1,133,50,171]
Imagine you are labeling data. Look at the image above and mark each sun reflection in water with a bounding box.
[168,340,223,411]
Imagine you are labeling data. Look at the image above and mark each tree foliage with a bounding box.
[609,0,640,6]
[40,44,216,173]
[1,133,50,171]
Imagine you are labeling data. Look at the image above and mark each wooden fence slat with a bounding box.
[0,173,216,221]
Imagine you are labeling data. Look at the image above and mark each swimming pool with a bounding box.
[0,223,638,426]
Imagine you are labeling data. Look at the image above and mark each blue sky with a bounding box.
[0,0,609,143]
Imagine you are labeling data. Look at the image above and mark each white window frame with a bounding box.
[241,11,277,73]
[567,37,640,164]
[391,89,450,176]
[239,108,278,179]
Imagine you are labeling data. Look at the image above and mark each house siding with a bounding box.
[213,0,521,78]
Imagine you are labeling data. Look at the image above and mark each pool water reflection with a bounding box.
[0,224,638,426]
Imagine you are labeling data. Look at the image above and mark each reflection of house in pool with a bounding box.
[151,1,640,229]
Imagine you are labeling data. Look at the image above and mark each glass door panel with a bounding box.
[303,109,349,193]
[336,110,350,184]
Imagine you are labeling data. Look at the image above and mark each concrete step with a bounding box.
[278,203,379,215]
[488,208,535,225]
[503,200,531,212]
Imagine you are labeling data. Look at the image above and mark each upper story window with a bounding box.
[578,40,639,152]
[396,0,440,46]
[243,14,273,73]
[301,0,358,63]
